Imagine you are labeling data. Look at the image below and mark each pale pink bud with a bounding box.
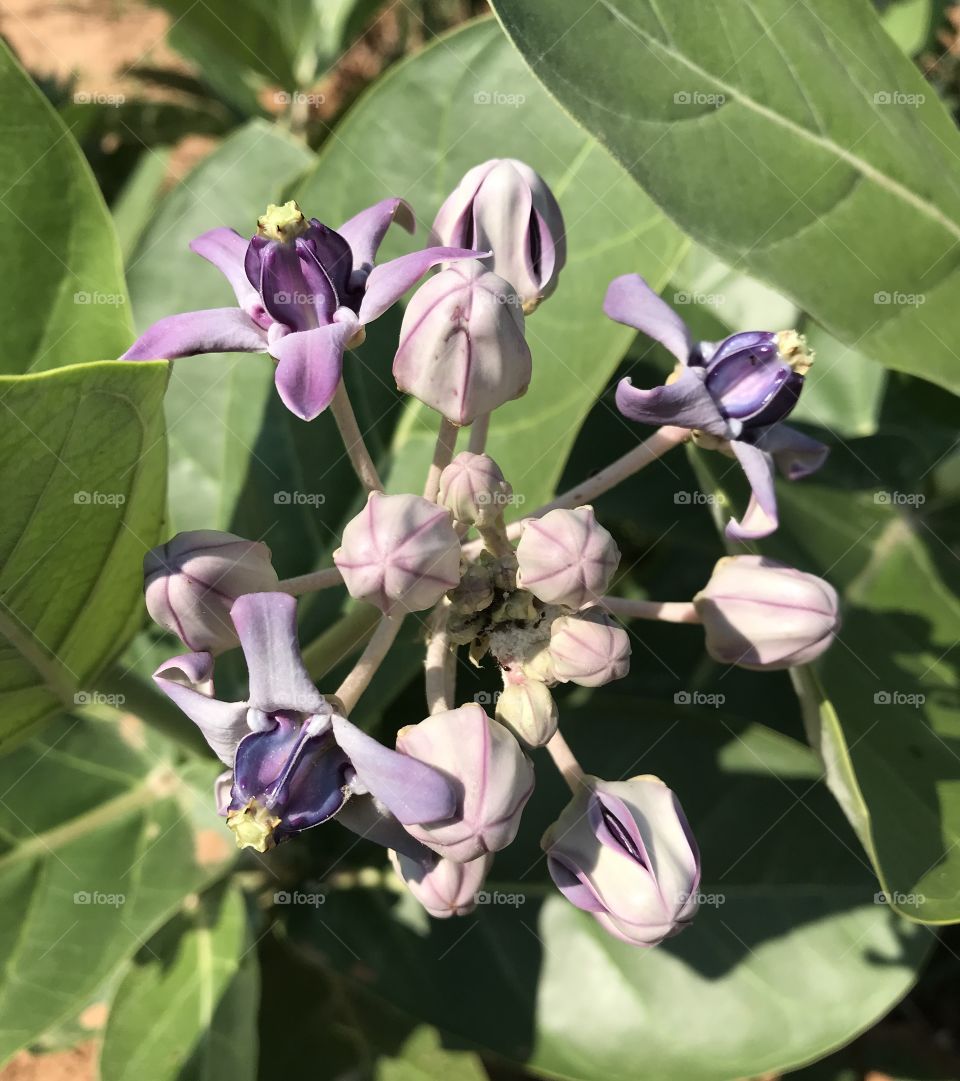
[144,530,279,654]
[393,261,532,425]
[333,492,461,614]
[388,848,492,918]
[396,703,534,862]
[694,555,840,669]
[549,609,631,687]
[516,506,620,609]
[438,452,513,528]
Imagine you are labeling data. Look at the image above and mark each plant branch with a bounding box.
[335,614,403,714]
[329,378,383,493]
[278,566,343,596]
[545,729,586,794]
[423,417,459,502]
[600,597,700,623]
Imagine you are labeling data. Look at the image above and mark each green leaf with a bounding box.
[112,148,172,265]
[100,884,259,1081]
[281,706,931,1081]
[375,1026,488,1081]
[880,0,933,55]
[489,0,960,396]
[0,716,233,1064]
[294,16,687,512]
[0,39,132,372]
[0,361,168,750]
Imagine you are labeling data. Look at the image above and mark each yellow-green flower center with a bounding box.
[226,798,282,852]
[257,200,308,243]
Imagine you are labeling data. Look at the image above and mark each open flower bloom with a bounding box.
[605,274,828,540]
[122,199,482,421]
[153,591,456,852]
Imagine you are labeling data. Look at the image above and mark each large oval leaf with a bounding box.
[489,0,960,396]
[0,40,132,372]
[0,361,168,749]
[0,716,232,1065]
[294,17,687,511]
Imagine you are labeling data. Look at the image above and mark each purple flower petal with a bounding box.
[271,311,359,421]
[121,308,268,360]
[214,770,233,816]
[257,241,315,332]
[331,714,456,825]
[758,424,829,479]
[726,440,779,541]
[616,366,726,434]
[230,592,328,715]
[547,856,609,913]
[357,246,486,325]
[604,274,694,364]
[300,224,352,309]
[189,228,267,323]
[153,652,248,765]
[335,796,434,859]
[337,197,415,273]
[431,162,498,248]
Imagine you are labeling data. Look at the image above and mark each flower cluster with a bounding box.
[131,157,838,946]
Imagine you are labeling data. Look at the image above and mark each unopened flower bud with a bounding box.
[694,555,839,670]
[389,848,492,918]
[438,452,513,528]
[548,609,631,687]
[396,703,534,862]
[495,677,558,747]
[393,261,532,425]
[432,159,566,312]
[516,507,619,609]
[543,775,700,947]
[334,493,461,614]
[144,530,279,654]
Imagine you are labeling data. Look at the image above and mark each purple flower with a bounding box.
[605,274,828,540]
[122,199,482,421]
[153,591,456,852]
[543,774,700,947]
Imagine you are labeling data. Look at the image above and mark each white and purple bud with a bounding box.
[548,608,631,688]
[693,555,840,670]
[438,452,513,528]
[543,775,700,947]
[388,848,492,918]
[333,492,461,615]
[396,703,535,862]
[432,159,566,312]
[495,675,558,748]
[516,506,620,609]
[393,261,532,426]
[144,530,279,654]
